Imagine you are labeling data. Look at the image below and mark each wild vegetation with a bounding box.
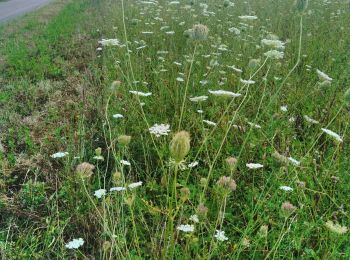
[0,0,349,258]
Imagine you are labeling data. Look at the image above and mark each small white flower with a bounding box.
[188,161,199,168]
[128,181,143,189]
[120,160,131,166]
[304,115,319,124]
[94,189,107,199]
[113,114,124,119]
[240,79,255,85]
[280,105,288,112]
[99,38,120,46]
[51,152,68,159]
[238,15,258,21]
[197,109,204,114]
[149,124,171,137]
[316,69,332,82]
[177,224,194,233]
[189,96,208,102]
[189,214,199,223]
[321,128,343,142]
[264,50,284,59]
[246,163,264,169]
[280,186,293,192]
[208,89,241,97]
[110,187,127,192]
[228,27,240,35]
[288,157,301,166]
[214,230,228,241]
[203,120,217,126]
[248,122,262,129]
[176,77,184,82]
[65,238,84,249]
[261,39,285,50]
[129,90,152,97]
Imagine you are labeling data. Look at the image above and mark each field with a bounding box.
[0,0,349,258]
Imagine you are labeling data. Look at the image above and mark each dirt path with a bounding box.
[0,0,52,23]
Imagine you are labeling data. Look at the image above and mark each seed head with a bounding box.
[76,162,95,178]
[190,24,209,41]
[170,131,191,163]
[216,176,237,192]
[281,201,297,217]
[225,157,238,171]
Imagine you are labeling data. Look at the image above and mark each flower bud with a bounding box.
[170,131,191,163]
[294,0,308,13]
[117,135,131,146]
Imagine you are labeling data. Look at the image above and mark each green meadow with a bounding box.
[0,0,349,258]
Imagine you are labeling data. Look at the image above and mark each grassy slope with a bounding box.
[0,0,106,258]
[0,0,349,259]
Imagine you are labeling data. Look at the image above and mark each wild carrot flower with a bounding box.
[321,128,343,142]
[325,221,348,235]
[238,15,258,21]
[51,152,68,159]
[112,114,124,119]
[240,79,255,85]
[246,163,264,169]
[98,38,120,46]
[304,115,319,124]
[189,96,208,102]
[261,39,285,50]
[177,224,194,232]
[189,214,199,223]
[128,181,143,189]
[149,124,171,137]
[214,230,228,241]
[65,238,84,249]
[110,187,126,192]
[203,120,217,126]
[188,161,199,168]
[94,189,107,199]
[119,160,130,166]
[280,186,293,192]
[208,89,241,97]
[316,69,332,82]
[264,50,284,59]
[129,90,152,97]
